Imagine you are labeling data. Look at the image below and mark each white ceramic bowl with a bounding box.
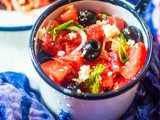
[30,0,152,120]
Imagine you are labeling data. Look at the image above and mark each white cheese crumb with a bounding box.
[96,20,107,25]
[102,24,120,38]
[113,82,119,90]
[133,60,137,65]
[135,43,139,48]
[38,27,46,40]
[78,65,92,82]
[77,89,82,94]
[107,71,113,77]
[72,78,82,84]
[57,51,65,57]
[58,69,64,72]
[127,39,135,46]
[64,66,68,69]
[73,57,77,61]
[68,32,77,40]
[125,61,129,65]
[113,65,119,69]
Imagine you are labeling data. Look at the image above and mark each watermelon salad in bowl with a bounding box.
[35,4,147,94]
[29,0,152,119]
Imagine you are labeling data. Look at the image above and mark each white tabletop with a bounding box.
[0,30,40,90]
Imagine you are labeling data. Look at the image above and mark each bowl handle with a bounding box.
[124,0,150,14]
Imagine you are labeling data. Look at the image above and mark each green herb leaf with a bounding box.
[70,22,87,33]
[111,39,128,64]
[55,20,74,31]
[46,25,56,34]
[100,14,107,20]
[118,44,128,63]
[119,33,127,45]
[90,64,106,79]
[48,20,74,40]
[47,20,88,40]
[85,64,106,94]
[90,80,100,94]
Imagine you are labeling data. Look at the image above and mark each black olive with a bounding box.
[78,9,98,27]
[122,26,143,42]
[37,50,53,64]
[83,39,101,61]
[64,81,80,92]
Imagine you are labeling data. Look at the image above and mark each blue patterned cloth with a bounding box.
[0,72,55,120]
[0,0,159,120]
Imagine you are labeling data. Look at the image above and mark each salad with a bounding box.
[37,4,148,94]
[0,0,55,12]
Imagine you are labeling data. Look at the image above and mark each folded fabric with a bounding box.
[0,72,55,120]
[0,72,70,120]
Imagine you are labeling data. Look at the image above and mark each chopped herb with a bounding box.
[85,64,106,94]
[55,20,74,31]
[46,25,56,34]
[118,44,128,63]
[100,14,107,20]
[46,20,87,40]
[90,79,100,94]
[70,22,87,32]
[111,39,128,64]
[52,20,74,40]
[119,33,127,45]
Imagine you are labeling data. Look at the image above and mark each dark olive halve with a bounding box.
[82,39,101,61]
[122,26,143,42]
[78,9,98,27]
[64,81,80,92]
[37,50,53,64]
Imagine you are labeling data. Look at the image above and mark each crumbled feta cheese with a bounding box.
[125,61,129,65]
[77,89,82,94]
[133,60,137,65]
[78,65,92,82]
[57,51,65,57]
[102,24,120,38]
[73,57,77,61]
[127,39,135,46]
[58,69,64,72]
[96,20,102,25]
[68,32,77,40]
[113,82,119,90]
[113,65,119,69]
[72,78,82,84]
[107,71,113,77]
[135,43,139,48]
[38,27,46,40]
[64,66,69,69]
[96,20,107,25]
